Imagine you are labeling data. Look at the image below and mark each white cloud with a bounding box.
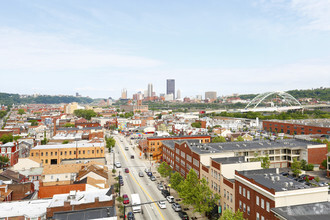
[0,28,162,71]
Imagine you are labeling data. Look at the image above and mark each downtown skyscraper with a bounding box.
[166,79,175,99]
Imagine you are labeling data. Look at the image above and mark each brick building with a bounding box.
[29,142,105,165]
[141,135,211,162]
[235,169,328,220]
[0,142,20,167]
[263,119,330,135]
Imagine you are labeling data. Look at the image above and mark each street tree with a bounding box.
[236,136,244,142]
[170,172,184,192]
[105,136,116,150]
[179,169,200,206]
[220,209,245,220]
[194,178,220,213]
[157,162,172,178]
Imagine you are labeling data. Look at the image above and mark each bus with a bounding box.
[131,194,141,213]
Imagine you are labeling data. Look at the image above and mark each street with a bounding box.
[108,134,181,220]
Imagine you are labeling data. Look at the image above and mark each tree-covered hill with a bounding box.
[238,87,329,101]
[0,92,94,105]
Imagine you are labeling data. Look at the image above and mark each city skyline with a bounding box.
[0,1,330,98]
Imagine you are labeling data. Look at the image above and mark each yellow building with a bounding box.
[29,142,105,165]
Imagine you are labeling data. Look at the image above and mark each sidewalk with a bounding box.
[154,166,208,220]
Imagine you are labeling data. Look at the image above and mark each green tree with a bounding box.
[212,136,227,143]
[62,140,69,144]
[291,158,301,177]
[28,120,39,126]
[73,109,97,120]
[0,134,13,144]
[315,176,320,183]
[158,162,172,178]
[321,159,327,169]
[191,122,202,128]
[63,123,75,127]
[250,153,270,169]
[0,155,10,168]
[41,131,48,145]
[170,172,184,192]
[13,136,22,141]
[105,136,116,150]
[300,159,307,170]
[194,178,220,213]
[236,136,244,142]
[220,209,245,220]
[18,109,25,115]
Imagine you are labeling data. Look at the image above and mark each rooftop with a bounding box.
[271,201,330,220]
[148,134,211,140]
[266,119,330,128]
[32,142,103,150]
[0,199,51,218]
[237,168,320,192]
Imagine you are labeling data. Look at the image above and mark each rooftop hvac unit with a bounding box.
[275,176,280,181]
[289,182,293,187]
[284,182,289,187]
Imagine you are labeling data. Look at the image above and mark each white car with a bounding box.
[157,201,166,209]
[115,162,121,168]
[166,196,175,203]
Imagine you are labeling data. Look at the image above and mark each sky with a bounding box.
[0,0,329,99]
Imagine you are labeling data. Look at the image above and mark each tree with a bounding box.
[300,159,307,170]
[18,109,25,115]
[28,120,39,126]
[13,136,22,141]
[291,158,301,177]
[0,155,9,168]
[105,136,116,150]
[62,140,69,144]
[321,159,327,169]
[250,153,270,169]
[63,123,75,127]
[194,178,220,213]
[236,136,244,142]
[0,134,13,144]
[220,209,245,220]
[73,109,97,120]
[41,131,48,145]
[170,172,184,192]
[191,122,202,128]
[157,162,172,178]
[212,136,226,143]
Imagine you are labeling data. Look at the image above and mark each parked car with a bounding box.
[162,189,170,197]
[115,162,122,168]
[131,155,134,159]
[178,211,189,220]
[172,203,182,212]
[147,172,153,177]
[157,184,164,191]
[280,172,289,176]
[145,168,150,173]
[125,146,129,151]
[138,171,144,177]
[150,175,156,181]
[157,201,166,209]
[125,168,129,173]
[123,194,130,204]
[127,212,135,220]
[166,196,175,203]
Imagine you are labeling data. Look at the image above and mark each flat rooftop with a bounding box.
[271,201,330,220]
[266,119,330,128]
[212,156,246,164]
[32,142,103,150]
[237,168,313,192]
[0,199,51,218]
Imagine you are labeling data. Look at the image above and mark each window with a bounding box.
[45,159,48,164]
[61,152,63,155]
[261,199,264,209]
[224,189,226,198]
[101,149,103,153]
[239,186,242,194]
[92,150,94,154]
[65,151,67,155]
[97,150,99,154]
[46,152,48,156]
[239,201,242,210]
[230,194,232,202]
[243,188,246,197]
[256,212,260,220]
[55,152,57,156]
[247,206,250,215]
[79,150,81,154]
[261,216,265,220]
[224,203,226,210]
[31,153,34,157]
[51,175,53,179]
[69,151,72,155]
[83,150,85,154]
[247,190,250,200]
[51,152,53,156]
[266,202,270,212]
[41,152,43,156]
[88,150,90,154]
[256,196,259,206]
[243,203,246,212]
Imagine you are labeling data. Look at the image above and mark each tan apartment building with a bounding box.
[29,142,105,165]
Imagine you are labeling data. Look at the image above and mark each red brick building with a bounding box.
[0,142,19,166]
[263,119,330,135]
[235,169,328,220]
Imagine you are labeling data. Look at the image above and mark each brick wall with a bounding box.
[308,147,327,165]
[8,182,35,201]
[39,183,86,198]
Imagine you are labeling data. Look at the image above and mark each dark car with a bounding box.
[161,189,170,197]
[131,155,134,159]
[127,212,135,220]
[280,172,289,176]
[147,172,152,177]
[178,211,189,220]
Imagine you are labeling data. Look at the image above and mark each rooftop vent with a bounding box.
[264,174,269,178]
[284,182,289,187]
[275,176,280,181]
[271,176,275,181]
[289,182,293,187]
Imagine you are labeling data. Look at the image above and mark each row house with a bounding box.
[235,168,329,220]
[0,142,19,166]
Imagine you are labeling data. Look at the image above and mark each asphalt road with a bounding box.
[111,134,181,220]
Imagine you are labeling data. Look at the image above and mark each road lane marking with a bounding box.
[116,136,165,220]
